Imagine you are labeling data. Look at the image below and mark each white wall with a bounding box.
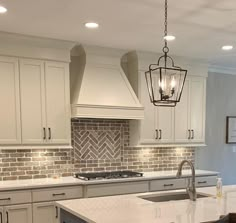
[196,72,236,185]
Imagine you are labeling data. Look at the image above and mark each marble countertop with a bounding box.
[56,185,236,223]
[0,169,218,191]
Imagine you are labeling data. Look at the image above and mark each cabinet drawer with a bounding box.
[86,181,149,198]
[0,190,31,205]
[150,178,186,191]
[195,176,217,187]
[32,186,83,202]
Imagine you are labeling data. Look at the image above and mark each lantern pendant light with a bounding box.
[145,0,187,107]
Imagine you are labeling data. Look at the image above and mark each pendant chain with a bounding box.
[164,0,168,40]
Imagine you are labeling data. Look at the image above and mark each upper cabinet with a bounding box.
[20,59,71,145]
[0,57,71,147]
[128,52,207,147]
[175,76,206,144]
[0,56,21,144]
[138,71,174,144]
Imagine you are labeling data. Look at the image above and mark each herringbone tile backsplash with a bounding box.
[0,119,195,180]
[72,119,195,173]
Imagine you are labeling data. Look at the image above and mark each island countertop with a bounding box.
[56,185,236,223]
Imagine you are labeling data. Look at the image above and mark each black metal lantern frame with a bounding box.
[145,0,187,107]
[145,53,187,107]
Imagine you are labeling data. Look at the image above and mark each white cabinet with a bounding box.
[150,178,186,192]
[20,59,46,144]
[44,62,70,144]
[0,56,21,144]
[130,74,206,146]
[19,59,71,145]
[85,181,149,198]
[33,202,59,223]
[138,72,174,144]
[3,204,32,223]
[175,76,206,144]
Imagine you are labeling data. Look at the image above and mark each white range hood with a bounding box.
[70,45,144,119]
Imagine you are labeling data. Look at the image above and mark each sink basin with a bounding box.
[139,192,212,203]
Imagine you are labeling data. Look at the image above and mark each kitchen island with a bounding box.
[56,185,236,223]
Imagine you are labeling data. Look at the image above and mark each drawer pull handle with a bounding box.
[0,198,10,201]
[52,193,65,197]
[164,184,174,187]
[198,181,207,184]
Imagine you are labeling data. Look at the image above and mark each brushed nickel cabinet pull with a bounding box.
[48,128,51,140]
[159,129,162,140]
[191,130,194,139]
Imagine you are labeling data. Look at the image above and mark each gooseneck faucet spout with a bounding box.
[176,160,197,201]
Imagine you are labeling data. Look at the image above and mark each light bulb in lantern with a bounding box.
[170,77,176,89]
[159,79,166,91]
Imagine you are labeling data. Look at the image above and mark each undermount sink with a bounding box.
[139,192,212,203]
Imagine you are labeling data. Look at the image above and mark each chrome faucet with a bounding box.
[176,160,197,201]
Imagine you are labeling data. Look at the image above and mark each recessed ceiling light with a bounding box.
[85,22,99,29]
[222,45,233,51]
[164,35,176,41]
[0,6,7,14]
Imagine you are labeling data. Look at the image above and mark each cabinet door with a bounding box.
[5,204,32,223]
[156,106,174,143]
[190,77,206,143]
[0,56,21,144]
[33,202,58,223]
[19,59,46,144]
[45,62,70,144]
[174,78,191,143]
[139,71,156,143]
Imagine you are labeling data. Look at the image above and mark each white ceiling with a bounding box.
[0,0,236,67]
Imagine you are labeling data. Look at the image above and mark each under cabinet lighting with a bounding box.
[0,6,7,14]
[85,22,99,29]
[222,45,233,51]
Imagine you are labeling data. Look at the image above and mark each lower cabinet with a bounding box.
[33,202,59,223]
[1,204,32,223]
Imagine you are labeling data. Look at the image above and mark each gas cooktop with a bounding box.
[74,171,143,181]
